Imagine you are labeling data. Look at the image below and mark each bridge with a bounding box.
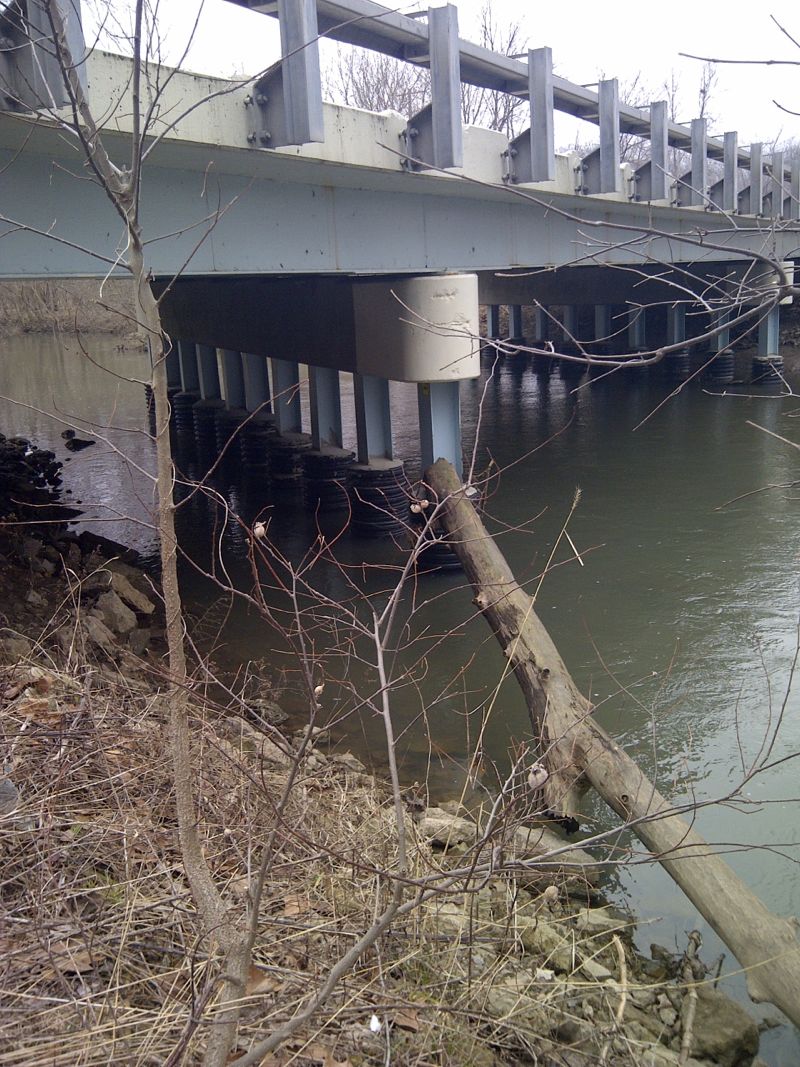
[0,0,796,528]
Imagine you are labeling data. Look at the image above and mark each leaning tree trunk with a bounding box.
[426,458,800,1027]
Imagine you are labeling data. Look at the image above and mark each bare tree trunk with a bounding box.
[426,458,800,1027]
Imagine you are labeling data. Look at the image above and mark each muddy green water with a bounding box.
[1,334,798,1062]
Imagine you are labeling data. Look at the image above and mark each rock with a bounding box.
[82,614,117,655]
[482,974,550,1032]
[127,628,151,657]
[79,568,113,597]
[0,635,33,662]
[512,824,603,888]
[20,537,41,561]
[573,906,631,937]
[0,776,20,815]
[25,589,45,608]
[30,556,56,576]
[517,916,576,973]
[110,571,156,615]
[258,737,294,767]
[420,807,478,849]
[580,957,614,981]
[95,591,137,635]
[680,985,759,1067]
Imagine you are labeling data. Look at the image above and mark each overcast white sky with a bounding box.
[111,1,800,148]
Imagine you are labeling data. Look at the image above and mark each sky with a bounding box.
[97,0,800,148]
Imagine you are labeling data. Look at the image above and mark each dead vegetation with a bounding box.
[0,280,136,337]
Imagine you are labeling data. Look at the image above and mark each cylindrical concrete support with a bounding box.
[667,305,687,345]
[509,304,524,340]
[753,304,783,381]
[418,380,462,478]
[218,348,246,410]
[165,341,182,390]
[533,306,549,341]
[627,307,646,350]
[177,340,200,392]
[562,305,579,341]
[196,343,221,400]
[708,308,734,383]
[270,358,302,434]
[308,366,343,450]
[594,305,611,342]
[354,374,392,464]
[242,352,271,413]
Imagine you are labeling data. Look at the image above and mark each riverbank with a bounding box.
[0,458,771,1065]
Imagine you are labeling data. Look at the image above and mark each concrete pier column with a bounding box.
[192,343,225,458]
[177,340,200,393]
[665,305,691,380]
[509,304,524,341]
[667,305,687,345]
[242,352,271,413]
[215,349,248,459]
[171,340,201,436]
[195,344,220,399]
[218,348,246,410]
[165,341,182,390]
[708,307,734,383]
[270,358,302,433]
[418,380,462,478]
[562,305,579,343]
[533,305,549,342]
[353,374,392,463]
[627,307,646,350]
[305,367,353,510]
[308,366,343,449]
[753,304,783,381]
[239,354,276,481]
[592,305,613,358]
[486,304,501,339]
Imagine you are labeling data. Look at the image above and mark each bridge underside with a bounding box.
[155,262,769,371]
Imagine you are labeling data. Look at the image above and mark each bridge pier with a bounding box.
[268,358,311,488]
[172,340,201,435]
[418,380,462,478]
[306,366,354,511]
[708,308,735,384]
[191,343,225,457]
[240,353,276,481]
[665,305,691,380]
[754,305,783,381]
[627,306,647,352]
[216,348,249,460]
[509,304,524,342]
[351,374,407,535]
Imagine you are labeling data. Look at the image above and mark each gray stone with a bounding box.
[573,906,632,937]
[20,537,41,560]
[681,986,759,1067]
[83,614,117,655]
[517,916,576,973]
[95,591,137,635]
[420,807,478,849]
[0,776,20,815]
[127,628,151,657]
[25,589,45,607]
[79,568,113,597]
[0,635,32,662]
[579,957,614,981]
[30,556,55,576]
[110,571,156,615]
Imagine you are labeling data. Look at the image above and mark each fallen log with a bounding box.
[425,457,800,1027]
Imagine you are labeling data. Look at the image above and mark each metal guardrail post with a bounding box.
[277,0,324,144]
[689,118,707,206]
[530,47,554,182]
[739,143,763,215]
[649,100,668,201]
[789,160,800,221]
[766,151,785,218]
[598,78,620,194]
[0,0,86,111]
[429,4,462,169]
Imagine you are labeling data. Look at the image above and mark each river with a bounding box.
[1,332,798,1063]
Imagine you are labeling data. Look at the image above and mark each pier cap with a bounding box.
[353,273,480,382]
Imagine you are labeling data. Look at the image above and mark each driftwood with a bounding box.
[425,458,800,1027]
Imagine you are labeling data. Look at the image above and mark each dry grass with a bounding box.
[0,649,679,1067]
[0,280,136,337]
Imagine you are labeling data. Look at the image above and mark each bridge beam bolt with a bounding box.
[255,93,268,106]
[258,130,271,144]
[243,94,253,107]
[246,132,257,144]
